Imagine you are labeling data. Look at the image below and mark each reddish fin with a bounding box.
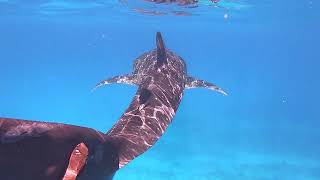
[62,143,89,180]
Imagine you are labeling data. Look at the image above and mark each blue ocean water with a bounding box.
[0,0,319,179]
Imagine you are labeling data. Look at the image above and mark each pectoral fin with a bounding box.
[62,143,88,180]
[92,74,137,91]
[185,76,228,95]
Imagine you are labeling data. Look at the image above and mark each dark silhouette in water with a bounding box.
[143,0,220,6]
[0,32,226,180]
[121,0,221,16]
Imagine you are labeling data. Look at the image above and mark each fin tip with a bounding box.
[156,32,166,66]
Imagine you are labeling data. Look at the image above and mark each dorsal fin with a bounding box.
[156,32,167,66]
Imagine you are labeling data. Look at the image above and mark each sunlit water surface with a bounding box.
[0,0,319,179]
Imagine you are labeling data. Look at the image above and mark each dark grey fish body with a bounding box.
[0,32,226,179]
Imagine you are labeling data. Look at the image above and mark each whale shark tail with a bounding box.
[156,32,167,67]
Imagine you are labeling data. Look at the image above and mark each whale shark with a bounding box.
[0,32,226,180]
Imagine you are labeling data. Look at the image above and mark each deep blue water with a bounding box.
[0,0,319,179]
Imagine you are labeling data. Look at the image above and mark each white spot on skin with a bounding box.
[139,104,145,111]
[75,149,81,155]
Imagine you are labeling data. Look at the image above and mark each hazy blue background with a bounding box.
[0,0,319,179]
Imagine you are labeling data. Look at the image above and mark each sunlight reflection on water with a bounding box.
[0,0,251,18]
